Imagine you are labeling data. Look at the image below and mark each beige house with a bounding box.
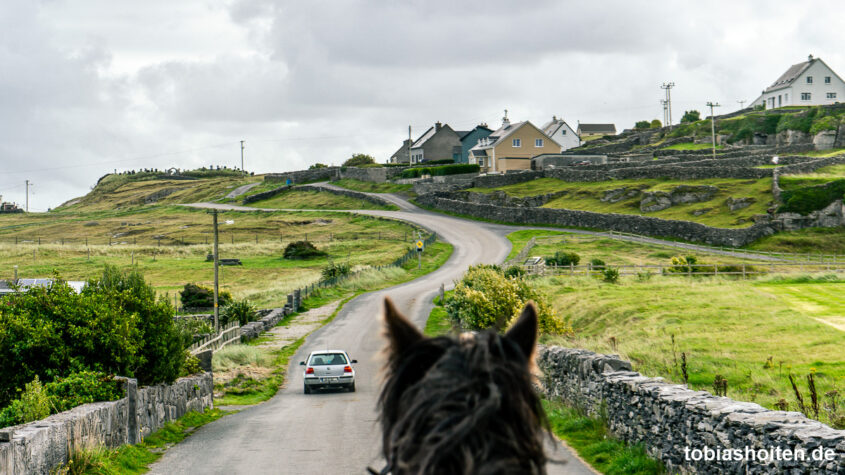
[468,117,561,173]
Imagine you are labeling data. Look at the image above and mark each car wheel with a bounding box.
[349,382,356,392]
[304,384,311,394]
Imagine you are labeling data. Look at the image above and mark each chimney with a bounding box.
[553,115,557,121]
[435,121,442,131]
[502,109,510,128]
[808,54,814,61]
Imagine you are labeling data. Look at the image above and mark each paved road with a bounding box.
[155,198,595,474]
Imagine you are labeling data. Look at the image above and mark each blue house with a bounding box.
[454,124,493,164]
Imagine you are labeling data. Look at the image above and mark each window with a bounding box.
[561,129,566,135]
[827,92,837,99]
[785,93,789,103]
[512,138,521,147]
[535,138,544,147]
[778,95,782,107]
[825,76,831,84]
[801,92,812,101]
[807,76,813,84]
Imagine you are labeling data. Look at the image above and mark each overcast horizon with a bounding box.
[2,0,844,210]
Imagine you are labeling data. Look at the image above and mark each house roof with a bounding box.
[577,123,616,134]
[764,58,815,93]
[469,121,530,151]
[411,126,436,149]
[541,118,575,138]
[390,139,411,159]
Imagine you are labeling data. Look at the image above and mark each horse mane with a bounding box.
[378,299,548,475]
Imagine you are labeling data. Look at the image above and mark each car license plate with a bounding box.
[320,378,339,383]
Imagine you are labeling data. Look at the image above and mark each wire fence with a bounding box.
[0,230,421,247]
[525,261,845,278]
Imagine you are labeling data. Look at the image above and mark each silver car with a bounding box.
[300,350,357,394]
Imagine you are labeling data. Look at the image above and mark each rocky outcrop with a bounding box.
[772,200,845,231]
[640,185,718,212]
[726,196,756,211]
[601,186,643,203]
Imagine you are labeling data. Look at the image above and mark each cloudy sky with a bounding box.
[2,0,843,209]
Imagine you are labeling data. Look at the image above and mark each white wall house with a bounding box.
[540,116,580,151]
[751,55,845,109]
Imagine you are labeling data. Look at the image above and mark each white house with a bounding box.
[751,55,845,109]
[540,116,580,151]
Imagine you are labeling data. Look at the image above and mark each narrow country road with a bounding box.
[155,196,595,474]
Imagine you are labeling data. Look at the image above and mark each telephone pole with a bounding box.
[211,209,220,331]
[660,82,675,128]
[660,99,669,128]
[408,125,412,164]
[706,101,721,159]
[25,180,31,212]
[240,140,245,176]
[737,99,747,110]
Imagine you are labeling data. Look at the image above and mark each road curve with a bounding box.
[154,198,595,474]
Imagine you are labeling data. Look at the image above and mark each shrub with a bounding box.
[681,110,701,123]
[180,283,232,308]
[602,267,620,283]
[0,376,51,428]
[504,265,525,278]
[309,163,328,169]
[446,265,570,335]
[545,251,581,267]
[89,266,186,387]
[779,180,845,215]
[175,317,214,341]
[283,240,327,260]
[776,110,815,133]
[650,119,662,129]
[182,353,203,376]
[321,261,351,281]
[809,116,839,135]
[634,120,650,129]
[343,153,376,167]
[221,299,257,326]
[399,164,479,179]
[590,258,606,269]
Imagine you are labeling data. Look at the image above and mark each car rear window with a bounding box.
[309,353,347,365]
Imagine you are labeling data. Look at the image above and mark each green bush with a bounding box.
[89,266,186,387]
[0,376,51,428]
[545,251,581,266]
[681,110,701,123]
[182,353,203,377]
[283,241,327,260]
[779,180,845,215]
[321,261,351,280]
[590,258,606,269]
[399,164,479,179]
[342,153,376,167]
[776,110,816,133]
[649,119,662,129]
[445,265,570,334]
[221,299,257,326]
[180,283,232,308]
[634,120,650,129]
[809,116,840,135]
[602,267,620,283]
[504,265,526,278]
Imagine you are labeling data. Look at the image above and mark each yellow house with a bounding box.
[468,118,561,173]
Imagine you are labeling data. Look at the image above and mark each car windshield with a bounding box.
[309,353,347,366]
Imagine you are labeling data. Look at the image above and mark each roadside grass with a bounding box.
[538,274,845,427]
[331,179,412,194]
[0,208,419,308]
[779,163,845,190]
[212,241,453,405]
[245,189,396,210]
[744,226,845,255]
[57,409,229,474]
[61,175,263,211]
[663,142,722,151]
[505,230,766,266]
[424,291,454,336]
[467,177,772,228]
[543,400,663,475]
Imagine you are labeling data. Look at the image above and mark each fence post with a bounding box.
[742,264,746,279]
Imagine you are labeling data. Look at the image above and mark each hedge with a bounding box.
[779,179,845,215]
[400,163,479,179]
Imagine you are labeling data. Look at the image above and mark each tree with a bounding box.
[309,163,328,169]
[343,154,375,167]
[650,119,662,128]
[681,110,701,123]
[634,120,650,129]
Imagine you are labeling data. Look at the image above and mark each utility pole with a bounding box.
[240,140,245,176]
[660,82,675,128]
[408,125,412,164]
[25,180,30,212]
[660,99,669,128]
[211,210,220,331]
[706,101,721,159]
[737,99,747,110]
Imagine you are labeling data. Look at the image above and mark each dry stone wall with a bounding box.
[538,346,845,474]
[265,167,338,184]
[0,373,213,475]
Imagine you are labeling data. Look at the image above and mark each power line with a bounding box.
[660,82,675,128]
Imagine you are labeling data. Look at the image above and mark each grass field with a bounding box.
[331,178,412,194]
[778,163,845,190]
[467,177,772,228]
[538,275,845,427]
[663,142,723,151]
[245,189,397,210]
[745,226,845,254]
[0,207,421,308]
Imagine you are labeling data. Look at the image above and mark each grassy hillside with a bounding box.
[331,179,412,194]
[0,207,421,308]
[469,177,772,228]
[245,189,397,210]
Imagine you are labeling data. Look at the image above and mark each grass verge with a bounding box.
[331,179,412,194]
[245,189,397,210]
[543,399,663,475]
[58,409,229,474]
[424,291,454,336]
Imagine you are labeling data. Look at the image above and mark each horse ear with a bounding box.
[505,301,538,361]
[383,297,423,357]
